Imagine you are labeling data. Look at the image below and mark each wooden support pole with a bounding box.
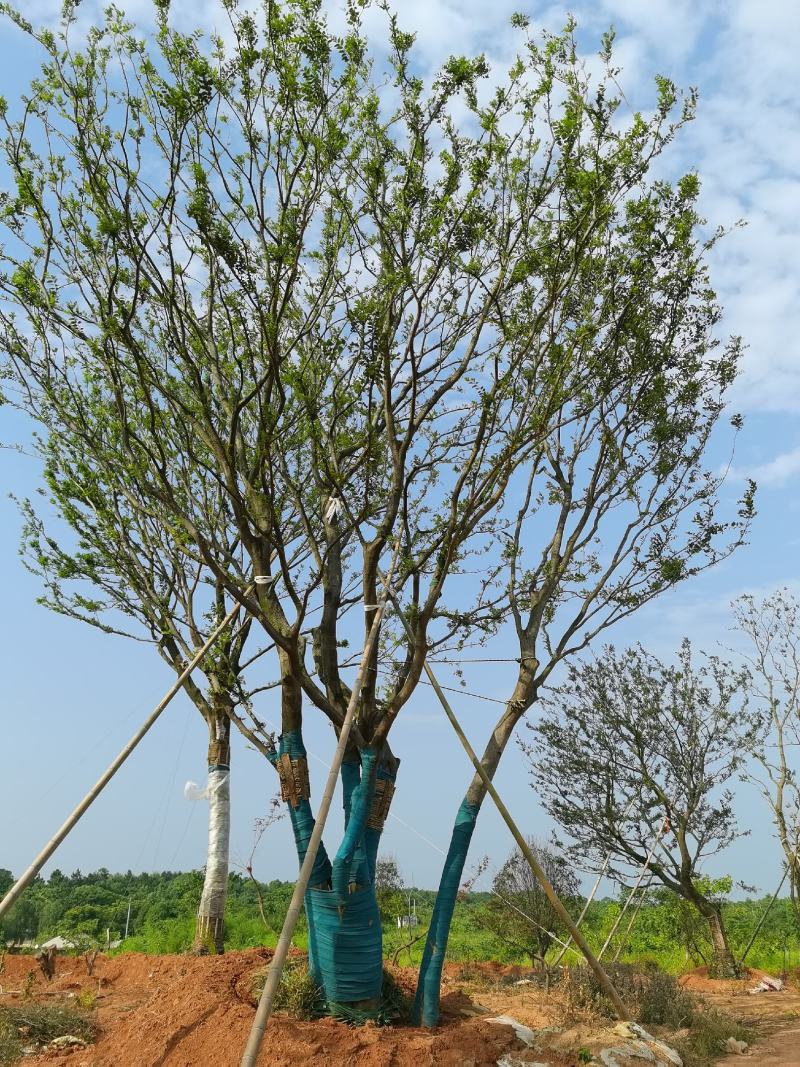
[738,864,790,969]
[240,548,398,1067]
[384,585,630,1021]
[551,798,635,967]
[0,590,252,922]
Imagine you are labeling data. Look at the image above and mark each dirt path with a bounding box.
[680,970,800,1066]
[717,1022,800,1065]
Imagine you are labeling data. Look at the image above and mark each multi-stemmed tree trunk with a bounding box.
[267,723,398,1008]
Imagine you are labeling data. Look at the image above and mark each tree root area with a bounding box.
[4,952,799,1066]
[0,951,540,1066]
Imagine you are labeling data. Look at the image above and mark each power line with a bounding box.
[417,677,508,706]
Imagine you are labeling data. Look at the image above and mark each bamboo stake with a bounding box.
[598,816,670,961]
[612,877,653,963]
[738,864,790,969]
[551,796,636,967]
[240,547,398,1067]
[0,589,253,922]
[383,587,630,1022]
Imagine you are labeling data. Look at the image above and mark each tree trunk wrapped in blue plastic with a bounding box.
[412,797,480,1025]
[272,731,394,1009]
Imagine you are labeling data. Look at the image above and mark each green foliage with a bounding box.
[251,958,323,1021]
[3,867,800,978]
[673,1008,753,1067]
[374,855,405,923]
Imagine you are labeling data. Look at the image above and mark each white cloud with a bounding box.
[3,0,798,415]
[733,445,800,487]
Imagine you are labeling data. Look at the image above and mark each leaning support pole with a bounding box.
[738,864,790,969]
[240,548,398,1067]
[551,797,635,967]
[384,586,630,1021]
[598,816,670,961]
[612,878,653,964]
[0,589,252,922]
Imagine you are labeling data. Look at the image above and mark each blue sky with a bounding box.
[1,0,799,897]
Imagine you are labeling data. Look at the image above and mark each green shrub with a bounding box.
[673,1007,753,1067]
[250,959,324,1021]
[559,963,754,1067]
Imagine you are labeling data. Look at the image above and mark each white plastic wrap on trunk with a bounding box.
[197,767,231,925]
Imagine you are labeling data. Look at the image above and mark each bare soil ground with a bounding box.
[1,952,798,1066]
[680,967,800,1066]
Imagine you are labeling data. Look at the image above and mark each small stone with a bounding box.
[49,1035,88,1049]
[724,1037,749,1054]
[497,1059,549,1067]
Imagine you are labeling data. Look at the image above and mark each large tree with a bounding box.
[527,641,760,977]
[409,23,754,1023]
[0,0,559,1008]
[0,0,754,1014]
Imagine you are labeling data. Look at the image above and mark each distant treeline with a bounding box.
[1,868,798,974]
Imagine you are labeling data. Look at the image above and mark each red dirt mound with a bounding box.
[677,965,768,993]
[1,950,541,1066]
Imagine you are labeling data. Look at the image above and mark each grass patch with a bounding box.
[250,958,324,1021]
[673,1006,753,1067]
[0,1003,98,1064]
[561,962,696,1028]
[250,961,411,1025]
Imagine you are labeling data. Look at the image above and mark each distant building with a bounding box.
[39,936,75,950]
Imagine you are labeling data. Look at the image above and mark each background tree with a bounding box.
[374,855,404,924]
[527,641,759,978]
[732,590,800,926]
[16,423,275,953]
[485,838,578,966]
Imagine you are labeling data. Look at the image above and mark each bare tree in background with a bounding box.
[528,641,760,977]
[485,838,578,966]
[733,590,800,926]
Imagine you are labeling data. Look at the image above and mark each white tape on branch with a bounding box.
[184,774,229,802]
[324,496,343,523]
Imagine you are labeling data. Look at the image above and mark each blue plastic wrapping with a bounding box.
[412,797,480,1025]
[341,758,369,889]
[332,749,376,903]
[305,883,383,1004]
[273,736,389,1005]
